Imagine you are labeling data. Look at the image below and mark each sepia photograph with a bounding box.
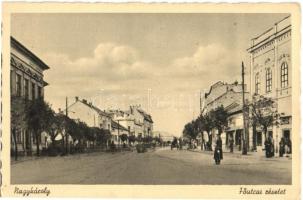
[1,2,300,199]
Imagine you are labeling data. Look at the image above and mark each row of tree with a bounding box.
[183,95,280,151]
[11,96,163,160]
[11,96,112,160]
[183,105,228,150]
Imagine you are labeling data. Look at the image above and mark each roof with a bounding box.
[79,99,112,118]
[247,15,291,53]
[11,36,50,70]
[225,102,243,115]
[205,82,247,106]
[137,109,153,123]
[111,120,128,131]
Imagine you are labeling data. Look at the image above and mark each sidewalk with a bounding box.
[188,148,292,161]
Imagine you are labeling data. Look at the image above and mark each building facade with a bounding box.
[111,120,129,145]
[248,16,291,153]
[68,97,112,130]
[202,81,247,151]
[108,105,153,139]
[10,36,50,155]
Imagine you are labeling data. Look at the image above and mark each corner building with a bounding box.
[248,16,292,153]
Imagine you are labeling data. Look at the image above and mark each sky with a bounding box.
[11,13,288,136]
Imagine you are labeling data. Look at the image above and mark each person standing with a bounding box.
[229,137,234,153]
[214,135,223,164]
[279,137,285,157]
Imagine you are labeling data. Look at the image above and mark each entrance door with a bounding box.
[235,130,242,151]
[256,132,262,146]
[283,130,290,140]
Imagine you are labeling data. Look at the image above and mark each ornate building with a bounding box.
[11,36,50,155]
[247,16,291,153]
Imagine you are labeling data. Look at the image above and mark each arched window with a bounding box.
[281,62,288,88]
[255,73,260,94]
[266,68,272,93]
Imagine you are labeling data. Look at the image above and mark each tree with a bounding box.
[183,121,199,148]
[96,129,111,147]
[119,134,128,143]
[46,113,65,148]
[210,106,229,135]
[128,135,136,144]
[11,96,29,160]
[249,95,279,139]
[200,113,214,150]
[26,99,54,156]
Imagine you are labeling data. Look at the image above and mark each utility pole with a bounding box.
[200,90,202,114]
[242,62,248,155]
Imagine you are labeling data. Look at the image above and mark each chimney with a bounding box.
[75,96,79,102]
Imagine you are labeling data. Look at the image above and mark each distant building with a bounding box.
[137,108,153,138]
[110,120,129,145]
[108,105,153,139]
[10,36,50,155]
[247,15,291,153]
[68,98,131,145]
[68,97,112,130]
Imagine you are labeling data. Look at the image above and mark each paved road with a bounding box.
[11,148,291,184]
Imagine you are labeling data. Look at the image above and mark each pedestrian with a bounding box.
[229,137,234,153]
[213,135,223,164]
[279,137,285,157]
[264,136,273,158]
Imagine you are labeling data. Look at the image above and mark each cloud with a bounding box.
[169,44,238,79]
[43,42,241,114]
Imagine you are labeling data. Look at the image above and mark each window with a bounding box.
[38,86,42,99]
[31,82,36,100]
[24,79,29,99]
[255,73,260,94]
[16,74,22,96]
[281,62,288,88]
[266,69,272,93]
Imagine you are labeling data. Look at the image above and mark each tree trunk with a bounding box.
[35,130,40,156]
[12,128,18,161]
[201,132,206,151]
[207,131,212,151]
[65,134,68,154]
[264,126,268,139]
[29,131,33,156]
[252,123,257,151]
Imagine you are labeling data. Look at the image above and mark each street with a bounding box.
[11,148,291,185]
